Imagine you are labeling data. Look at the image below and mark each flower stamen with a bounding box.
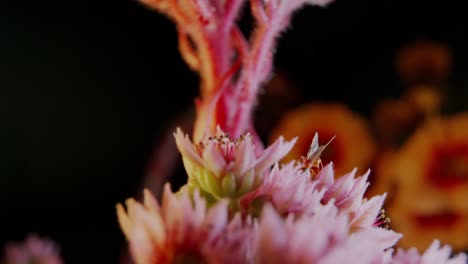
[374,209,391,229]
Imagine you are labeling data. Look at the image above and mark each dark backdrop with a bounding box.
[1,0,467,262]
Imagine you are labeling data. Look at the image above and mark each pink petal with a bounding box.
[174,128,204,166]
[336,172,370,212]
[202,140,227,177]
[316,162,335,188]
[162,185,186,242]
[393,248,420,263]
[421,240,467,264]
[449,254,468,264]
[191,189,207,226]
[143,188,161,212]
[128,225,156,264]
[134,201,167,250]
[233,134,256,176]
[204,200,229,240]
[360,228,402,250]
[323,168,357,202]
[116,203,133,239]
[256,205,288,264]
[350,194,386,228]
[319,231,380,264]
[254,136,297,173]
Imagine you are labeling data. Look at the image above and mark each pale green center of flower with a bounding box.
[195,168,258,200]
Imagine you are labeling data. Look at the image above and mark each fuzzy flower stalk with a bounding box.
[140,0,333,144]
[116,0,468,263]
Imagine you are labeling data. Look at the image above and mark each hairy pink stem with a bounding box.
[228,0,308,144]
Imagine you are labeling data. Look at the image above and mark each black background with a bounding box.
[1,0,467,262]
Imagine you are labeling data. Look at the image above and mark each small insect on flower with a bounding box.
[300,132,335,176]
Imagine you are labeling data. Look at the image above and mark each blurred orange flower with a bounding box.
[388,113,468,251]
[396,40,452,85]
[270,103,376,176]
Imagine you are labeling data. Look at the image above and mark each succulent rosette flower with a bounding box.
[117,184,253,264]
[388,113,468,250]
[240,161,325,217]
[255,204,399,264]
[174,127,296,199]
[271,103,376,176]
[2,234,63,264]
[242,160,392,231]
[391,240,466,264]
[316,166,391,231]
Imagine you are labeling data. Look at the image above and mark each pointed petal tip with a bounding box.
[173,127,184,137]
[323,161,334,169]
[116,203,132,238]
[163,183,173,194]
[143,188,151,198]
[380,192,388,200]
[116,202,125,214]
[143,188,160,209]
[290,136,299,145]
[125,197,137,207]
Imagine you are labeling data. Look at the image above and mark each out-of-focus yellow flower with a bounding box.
[270,103,376,176]
[396,40,452,84]
[388,113,468,251]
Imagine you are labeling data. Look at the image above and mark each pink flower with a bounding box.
[255,204,399,264]
[391,240,466,264]
[242,159,393,231]
[174,127,296,199]
[240,161,325,216]
[316,164,390,230]
[117,184,252,264]
[3,234,63,264]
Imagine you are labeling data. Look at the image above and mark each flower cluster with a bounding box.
[118,129,466,263]
[115,0,467,262]
[117,185,253,263]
